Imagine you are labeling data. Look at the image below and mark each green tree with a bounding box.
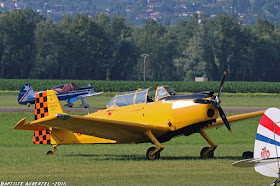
[213,13,251,80]
[175,18,217,81]
[33,19,62,79]
[56,13,111,80]
[0,9,44,78]
[134,19,178,81]
[250,18,280,81]
[94,14,136,80]
[171,14,200,54]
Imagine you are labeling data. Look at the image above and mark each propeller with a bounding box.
[194,71,232,133]
[212,71,231,133]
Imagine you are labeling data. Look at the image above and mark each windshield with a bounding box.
[164,86,176,96]
[156,86,176,101]
[107,96,116,108]
[115,93,135,107]
[106,88,149,108]
[157,87,168,101]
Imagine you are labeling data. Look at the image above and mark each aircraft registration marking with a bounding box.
[261,147,270,159]
[172,100,197,109]
[131,107,144,112]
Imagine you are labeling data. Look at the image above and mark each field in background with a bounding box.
[1,79,280,93]
[0,112,275,185]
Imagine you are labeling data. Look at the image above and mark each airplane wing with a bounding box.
[25,114,171,143]
[205,110,265,130]
[68,92,104,102]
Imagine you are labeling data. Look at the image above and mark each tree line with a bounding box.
[0,9,279,82]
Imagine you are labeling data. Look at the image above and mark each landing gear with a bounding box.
[64,102,74,107]
[200,147,214,159]
[46,151,53,155]
[272,177,280,186]
[242,151,253,159]
[79,98,90,108]
[199,130,217,159]
[46,145,58,155]
[146,147,160,160]
[145,130,164,160]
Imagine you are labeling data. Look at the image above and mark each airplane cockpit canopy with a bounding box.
[155,86,176,101]
[106,86,176,108]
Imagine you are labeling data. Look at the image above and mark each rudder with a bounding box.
[18,84,35,105]
[33,90,64,145]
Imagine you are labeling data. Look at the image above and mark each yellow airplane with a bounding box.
[14,72,265,160]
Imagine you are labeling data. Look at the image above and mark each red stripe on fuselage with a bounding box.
[260,114,280,136]
[19,89,30,103]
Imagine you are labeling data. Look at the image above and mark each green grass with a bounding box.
[221,95,280,107]
[0,112,275,185]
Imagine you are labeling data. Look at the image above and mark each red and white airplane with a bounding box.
[233,108,280,185]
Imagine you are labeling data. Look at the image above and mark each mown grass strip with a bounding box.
[0,112,275,185]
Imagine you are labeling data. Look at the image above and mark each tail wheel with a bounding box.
[146,147,160,160]
[46,151,54,155]
[200,147,214,159]
[242,151,253,159]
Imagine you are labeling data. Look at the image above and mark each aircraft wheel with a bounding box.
[146,147,160,160]
[69,106,73,108]
[200,147,214,159]
[242,151,253,159]
[46,151,53,155]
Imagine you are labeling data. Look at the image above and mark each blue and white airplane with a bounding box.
[18,84,104,108]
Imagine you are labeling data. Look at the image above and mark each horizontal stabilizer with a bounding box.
[28,95,36,99]
[233,157,280,169]
[14,117,47,131]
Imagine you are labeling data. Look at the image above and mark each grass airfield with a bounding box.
[0,112,276,185]
[0,93,279,185]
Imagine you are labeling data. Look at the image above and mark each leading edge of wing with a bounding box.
[75,92,105,99]
[30,114,171,141]
[67,92,104,102]
[205,110,265,130]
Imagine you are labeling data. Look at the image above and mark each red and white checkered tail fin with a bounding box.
[33,90,64,145]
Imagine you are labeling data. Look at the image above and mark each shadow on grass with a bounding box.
[63,153,244,161]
